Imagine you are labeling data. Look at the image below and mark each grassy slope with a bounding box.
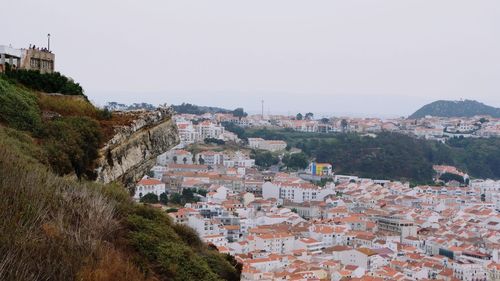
[0,77,240,281]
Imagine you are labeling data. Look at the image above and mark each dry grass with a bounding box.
[0,126,240,281]
[37,93,100,118]
[98,111,147,142]
[77,246,156,281]
[0,128,123,281]
[36,93,142,143]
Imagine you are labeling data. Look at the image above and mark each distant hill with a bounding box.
[409,100,500,119]
[172,103,232,115]
[172,103,248,117]
[105,101,156,111]
[105,102,248,117]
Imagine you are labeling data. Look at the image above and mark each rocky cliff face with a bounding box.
[95,106,179,188]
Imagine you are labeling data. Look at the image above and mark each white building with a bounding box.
[452,260,488,281]
[294,237,322,254]
[157,149,194,165]
[338,248,384,271]
[203,234,228,248]
[309,225,346,248]
[134,178,166,200]
[207,186,229,203]
[176,122,199,145]
[187,214,224,237]
[196,120,225,140]
[254,233,295,254]
[262,181,336,204]
[199,151,224,166]
[223,151,255,168]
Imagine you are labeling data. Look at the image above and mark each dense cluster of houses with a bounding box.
[134,110,500,280]
[274,115,500,141]
[175,111,500,144]
[134,149,500,281]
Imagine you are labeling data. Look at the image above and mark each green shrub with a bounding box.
[439,172,465,183]
[42,116,102,178]
[139,193,159,204]
[0,77,42,133]
[283,152,309,170]
[251,149,279,168]
[37,93,101,118]
[5,69,84,96]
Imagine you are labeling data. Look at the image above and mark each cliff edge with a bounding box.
[95,106,179,187]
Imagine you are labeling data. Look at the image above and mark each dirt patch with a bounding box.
[99,111,144,143]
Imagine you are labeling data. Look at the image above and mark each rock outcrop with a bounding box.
[95,106,179,188]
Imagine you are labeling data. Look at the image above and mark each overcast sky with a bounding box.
[4,0,500,117]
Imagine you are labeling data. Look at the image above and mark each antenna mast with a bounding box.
[47,33,51,51]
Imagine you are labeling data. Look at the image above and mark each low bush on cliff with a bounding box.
[42,116,103,179]
[4,69,84,96]
[37,92,100,117]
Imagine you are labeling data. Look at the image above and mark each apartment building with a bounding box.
[254,233,295,254]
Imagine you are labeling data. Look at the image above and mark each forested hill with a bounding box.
[244,128,500,183]
[409,100,500,119]
[172,103,248,117]
[172,103,232,114]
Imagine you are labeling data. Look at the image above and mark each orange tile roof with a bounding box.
[138,178,163,185]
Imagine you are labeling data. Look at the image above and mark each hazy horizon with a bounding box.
[4,0,500,117]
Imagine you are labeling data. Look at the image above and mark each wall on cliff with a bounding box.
[95,106,179,188]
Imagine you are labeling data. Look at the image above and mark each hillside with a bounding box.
[172,103,232,115]
[409,99,500,119]
[0,74,240,281]
[246,128,500,182]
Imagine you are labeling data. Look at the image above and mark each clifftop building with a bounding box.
[0,45,55,73]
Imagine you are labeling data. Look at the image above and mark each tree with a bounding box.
[283,152,308,170]
[296,113,303,120]
[439,172,464,184]
[197,189,208,196]
[204,137,225,145]
[232,108,248,119]
[140,193,159,204]
[321,118,330,124]
[182,188,196,203]
[221,122,247,141]
[192,154,197,163]
[251,150,279,168]
[199,155,205,165]
[170,193,182,204]
[183,157,187,164]
[159,192,168,205]
[305,112,314,120]
[341,119,348,132]
[172,155,178,163]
